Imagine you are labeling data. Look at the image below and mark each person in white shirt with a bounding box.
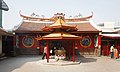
[110,45,114,58]
[42,46,47,59]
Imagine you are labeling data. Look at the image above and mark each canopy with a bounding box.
[101,34,120,39]
[36,32,81,40]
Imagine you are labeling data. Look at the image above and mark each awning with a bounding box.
[101,34,120,39]
[36,32,81,40]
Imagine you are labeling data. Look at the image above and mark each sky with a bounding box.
[2,0,120,30]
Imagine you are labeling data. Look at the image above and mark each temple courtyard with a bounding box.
[0,55,120,72]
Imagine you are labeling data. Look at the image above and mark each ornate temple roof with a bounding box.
[14,20,52,33]
[42,15,77,32]
[0,27,12,36]
[20,12,93,22]
[14,20,100,33]
[14,12,100,33]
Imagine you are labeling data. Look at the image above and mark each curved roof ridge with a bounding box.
[65,12,93,21]
[20,11,93,22]
[23,20,53,24]
[89,20,101,31]
[13,20,24,32]
[0,27,7,32]
[19,11,54,21]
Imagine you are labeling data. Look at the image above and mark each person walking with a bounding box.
[42,46,47,60]
[110,45,114,58]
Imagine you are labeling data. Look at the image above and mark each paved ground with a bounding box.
[0,55,120,72]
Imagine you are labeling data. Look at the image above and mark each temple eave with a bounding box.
[42,37,81,40]
[42,25,77,31]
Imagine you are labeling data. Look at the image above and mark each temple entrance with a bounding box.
[101,41,110,56]
[101,39,117,56]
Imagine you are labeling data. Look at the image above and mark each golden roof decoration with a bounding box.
[42,14,77,31]
[19,11,93,22]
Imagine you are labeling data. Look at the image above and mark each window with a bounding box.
[80,36,92,48]
[22,36,34,47]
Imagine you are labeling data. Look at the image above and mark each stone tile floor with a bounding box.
[0,55,120,72]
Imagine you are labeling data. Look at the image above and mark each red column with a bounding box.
[46,40,49,63]
[106,41,109,56]
[98,35,101,56]
[98,35,101,46]
[72,41,75,62]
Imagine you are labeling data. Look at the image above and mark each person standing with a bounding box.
[114,48,119,59]
[42,46,47,59]
[110,45,114,58]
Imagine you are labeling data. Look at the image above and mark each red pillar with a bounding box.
[98,35,101,46]
[98,35,101,56]
[46,40,49,63]
[72,41,75,62]
[106,41,110,56]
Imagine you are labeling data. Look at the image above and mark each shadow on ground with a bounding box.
[0,55,41,72]
[0,54,97,72]
[75,55,97,63]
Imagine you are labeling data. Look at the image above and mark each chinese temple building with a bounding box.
[97,22,120,56]
[101,34,120,56]
[13,12,101,62]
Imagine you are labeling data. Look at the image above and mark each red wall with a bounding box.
[17,34,96,55]
[18,36,39,48]
[75,34,95,49]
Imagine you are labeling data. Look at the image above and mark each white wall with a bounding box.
[103,22,115,28]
